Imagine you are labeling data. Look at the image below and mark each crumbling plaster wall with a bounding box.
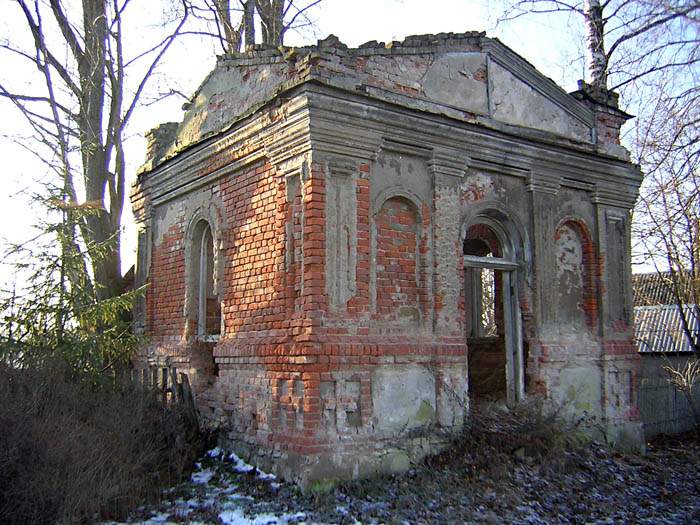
[489,62,591,141]
[310,79,641,444]
[527,178,640,446]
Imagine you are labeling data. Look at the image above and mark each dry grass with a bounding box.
[0,362,204,524]
[441,397,592,476]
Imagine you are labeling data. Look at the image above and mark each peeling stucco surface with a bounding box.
[490,62,591,141]
[371,366,436,433]
[142,34,599,169]
[166,62,290,156]
[555,223,585,327]
[461,172,495,203]
[421,52,488,114]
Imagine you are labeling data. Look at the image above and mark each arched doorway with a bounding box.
[463,219,524,405]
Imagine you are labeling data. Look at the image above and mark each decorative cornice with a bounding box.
[429,148,470,181]
[561,177,595,193]
[301,86,640,209]
[307,99,383,160]
[380,138,432,158]
[593,187,638,209]
[328,159,356,177]
[470,154,530,179]
[139,98,311,207]
[526,171,561,195]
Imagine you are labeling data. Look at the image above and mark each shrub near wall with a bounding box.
[0,363,203,524]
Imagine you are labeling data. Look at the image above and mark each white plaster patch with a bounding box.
[170,63,289,153]
[554,224,588,330]
[371,365,436,432]
[154,199,185,240]
[434,185,461,332]
[422,52,489,115]
[550,366,602,421]
[461,172,494,202]
[490,62,591,142]
[555,224,583,293]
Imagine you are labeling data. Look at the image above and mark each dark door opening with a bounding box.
[464,225,524,405]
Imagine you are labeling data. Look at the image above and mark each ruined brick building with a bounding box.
[131,33,643,485]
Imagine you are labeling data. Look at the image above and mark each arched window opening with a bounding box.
[192,221,221,339]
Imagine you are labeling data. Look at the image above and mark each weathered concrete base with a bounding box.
[221,432,452,489]
[604,421,646,452]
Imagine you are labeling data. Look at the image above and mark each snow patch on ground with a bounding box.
[207,446,223,458]
[219,509,305,525]
[104,448,302,525]
[229,452,255,473]
[108,436,700,525]
[227,451,277,481]
[191,468,215,484]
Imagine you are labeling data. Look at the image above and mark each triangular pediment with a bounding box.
[155,33,596,166]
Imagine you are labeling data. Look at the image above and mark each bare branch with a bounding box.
[610,57,700,91]
[16,1,82,97]
[119,0,190,132]
[607,5,700,60]
[284,0,322,33]
[49,0,85,64]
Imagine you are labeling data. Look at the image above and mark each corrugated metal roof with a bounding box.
[635,304,699,353]
[633,272,686,306]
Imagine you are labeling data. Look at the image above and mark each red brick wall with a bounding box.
[146,161,290,341]
[147,224,185,338]
[374,197,422,325]
[143,157,469,461]
[220,162,287,336]
[596,111,626,146]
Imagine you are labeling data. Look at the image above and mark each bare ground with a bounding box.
[119,412,700,524]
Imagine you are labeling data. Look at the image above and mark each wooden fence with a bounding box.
[639,354,700,438]
[121,366,199,427]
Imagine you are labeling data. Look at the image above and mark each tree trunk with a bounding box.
[584,0,607,89]
[257,0,284,45]
[79,0,123,300]
[11,0,188,308]
[215,0,242,52]
[244,0,256,47]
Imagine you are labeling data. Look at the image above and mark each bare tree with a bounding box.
[244,1,257,46]
[256,0,322,46]
[1,1,189,301]
[500,1,700,91]
[663,356,700,424]
[192,0,321,53]
[207,0,245,53]
[633,73,700,351]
